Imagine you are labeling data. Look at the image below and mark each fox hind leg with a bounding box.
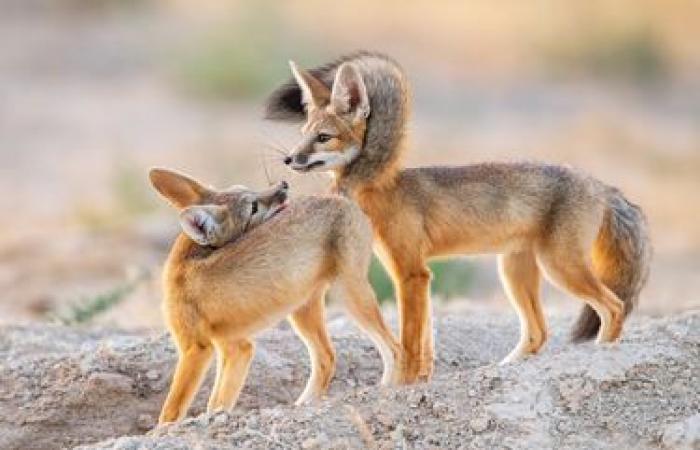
[288,286,337,405]
[498,250,548,364]
[537,250,624,344]
[206,338,255,413]
[332,276,405,386]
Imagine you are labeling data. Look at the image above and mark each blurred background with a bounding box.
[1,0,698,328]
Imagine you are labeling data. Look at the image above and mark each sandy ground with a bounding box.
[0,311,698,449]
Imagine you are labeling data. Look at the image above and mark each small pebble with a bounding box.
[301,433,329,449]
[85,372,133,395]
[212,412,229,426]
[301,437,319,449]
[469,416,490,433]
[136,413,154,431]
[375,413,393,427]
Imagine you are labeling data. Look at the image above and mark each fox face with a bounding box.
[283,61,369,173]
[149,168,288,247]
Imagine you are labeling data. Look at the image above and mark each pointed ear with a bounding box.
[330,63,369,120]
[289,60,330,109]
[149,168,212,209]
[179,205,228,246]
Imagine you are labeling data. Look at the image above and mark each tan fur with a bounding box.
[150,168,404,424]
[271,53,651,382]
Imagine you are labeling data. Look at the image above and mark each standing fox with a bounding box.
[149,168,404,423]
[265,52,652,382]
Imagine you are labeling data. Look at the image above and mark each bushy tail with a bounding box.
[264,50,395,122]
[571,190,652,342]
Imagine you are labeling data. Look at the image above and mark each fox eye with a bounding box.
[316,133,332,143]
[251,201,258,215]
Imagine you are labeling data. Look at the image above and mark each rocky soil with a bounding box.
[1,312,698,450]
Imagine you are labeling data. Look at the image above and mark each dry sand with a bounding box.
[1,312,697,449]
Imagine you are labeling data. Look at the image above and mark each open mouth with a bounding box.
[293,160,325,172]
[266,200,289,219]
[274,200,288,214]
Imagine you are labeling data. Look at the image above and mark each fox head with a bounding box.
[149,168,288,247]
[282,61,369,173]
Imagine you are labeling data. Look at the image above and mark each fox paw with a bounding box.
[594,339,620,348]
[499,349,536,365]
[294,392,324,406]
[417,363,434,382]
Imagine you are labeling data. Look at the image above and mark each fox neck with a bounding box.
[332,56,409,193]
[168,233,216,265]
[332,169,400,232]
[332,131,405,194]
[333,161,400,195]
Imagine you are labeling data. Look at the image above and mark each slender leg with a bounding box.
[159,341,213,424]
[288,287,337,405]
[207,346,225,411]
[498,251,548,364]
[206,338,255,413]
[538,252,625,343]
[333,276,405,385]
[393,264,433,383]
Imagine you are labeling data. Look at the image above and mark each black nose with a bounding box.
[283,156,292,165]
[280,181,289,189]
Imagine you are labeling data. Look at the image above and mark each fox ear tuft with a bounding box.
[289,60,330,109]
[149,168,212,210]
[330,63,369,120]
[179,205,228,246]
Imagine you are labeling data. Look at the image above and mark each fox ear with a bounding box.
[330,63,369,120]
[289,61,330,109]
[149,168,212,210]
[179,205,229,246]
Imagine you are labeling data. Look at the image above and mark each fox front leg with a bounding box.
[395,266,434,383]
[159,343,213,424]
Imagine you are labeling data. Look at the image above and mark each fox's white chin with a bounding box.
[292,147,359,172]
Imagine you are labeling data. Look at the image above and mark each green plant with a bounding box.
[544,25,668,82]
[112,161,157,217]
[50,269,150,325]
[429,259,475,300]
[74,159,157,231]
[368,257,395,303]
[369,256,474,303]
[167,2,324,101]
[172,36,280,100]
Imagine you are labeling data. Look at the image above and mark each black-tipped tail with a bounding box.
[264,51,396,122]
[571,305,601,342]
[264,77,308,121]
